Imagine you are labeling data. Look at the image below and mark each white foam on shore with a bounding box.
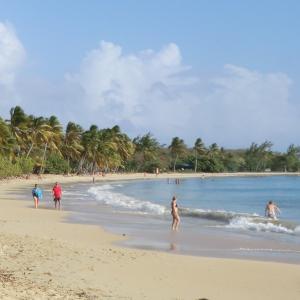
[88,184,167,215]
[236,247,300,253]
[225,216,297,234]
[87,184,300,236]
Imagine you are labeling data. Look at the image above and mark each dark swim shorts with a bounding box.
[54,197,61,201]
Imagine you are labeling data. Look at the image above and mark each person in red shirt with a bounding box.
[52,182,62,209]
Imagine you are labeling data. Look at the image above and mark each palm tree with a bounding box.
[95,128,118,171]
[40,116,63,173]
[107,126,134,169]
[193,138,206,172]
[0,117,14,157]
[25,116,52,159]
[7,106,28,155]
[62,122,84,173]
[133,133,160,168]
[169,137,187,172]
[208,143,219,156]
[82,125,99,173]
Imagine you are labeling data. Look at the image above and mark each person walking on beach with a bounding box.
[171,196,180,231]
[32,184,43,209]
[52,182,62,209]
[265,201,280,220]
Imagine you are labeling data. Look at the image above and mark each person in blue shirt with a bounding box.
[32,184,43,209]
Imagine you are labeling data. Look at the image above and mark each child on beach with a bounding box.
[32,184,43,209]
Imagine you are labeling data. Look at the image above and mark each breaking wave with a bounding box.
[225,216,299,234]
[87,184,300,235]
[88,185,166,215]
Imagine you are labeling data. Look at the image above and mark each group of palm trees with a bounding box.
[1,106,137,174]
[0,106,200,175]
[0,106,299,177]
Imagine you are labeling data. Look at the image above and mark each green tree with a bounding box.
[0,117,14,157]
[105,126,134,170]
[40,116,63,173]
[193,138,206,172]
[25,116,52,159]
[244,141,273,171]
[82,125,101,173]
[169,137,187,172]
[133,133,160,170]
[285,144,300,172]
[45,153,69,174]
[62,122,84,173]
[8,106,28,156]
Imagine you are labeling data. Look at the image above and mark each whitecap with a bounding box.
[88,185,167,215]
[225,216,296,234]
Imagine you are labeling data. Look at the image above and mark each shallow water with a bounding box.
[62,176,300,264]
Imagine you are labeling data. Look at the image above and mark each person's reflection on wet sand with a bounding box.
[169,242,177,251]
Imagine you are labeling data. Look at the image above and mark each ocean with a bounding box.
[63,176,300,263]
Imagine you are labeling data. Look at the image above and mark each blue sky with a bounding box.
[0,0,299,150]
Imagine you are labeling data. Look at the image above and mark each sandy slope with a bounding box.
[0,174,300,300]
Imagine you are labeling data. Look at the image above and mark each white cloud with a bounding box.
[65,41,192,123]
[199,64,296,148]
[0,22,26,112]
[0,32,297,150]
[65,41,297,149]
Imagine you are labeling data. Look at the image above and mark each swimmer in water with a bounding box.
[265,200,281,220]
[171,196,180,231]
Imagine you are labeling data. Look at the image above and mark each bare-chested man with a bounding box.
[265,201,280,220]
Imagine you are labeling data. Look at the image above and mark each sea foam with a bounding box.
[87,184,299,235]
[88,184,167,215]
[225,216,297,234]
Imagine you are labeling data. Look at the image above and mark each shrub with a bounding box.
[45,154,69,174]
[15,157,34,174]
[0,156,22,178]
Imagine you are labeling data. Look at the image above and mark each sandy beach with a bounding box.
[1,173,300,300]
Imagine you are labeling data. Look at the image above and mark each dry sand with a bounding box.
[0,173,300,300]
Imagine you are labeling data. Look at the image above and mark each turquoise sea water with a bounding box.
[63,176,300,263]
[119,177,299,220]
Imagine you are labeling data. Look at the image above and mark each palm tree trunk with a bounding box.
[194,151,198,173]
[67,157,70,174]
[40,143,48,174]
[26,143,34,158]
[77,156,85,173]
[92,160,95,175]
[173,155,178,172]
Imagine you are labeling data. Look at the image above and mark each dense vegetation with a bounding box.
[0,106,299,178]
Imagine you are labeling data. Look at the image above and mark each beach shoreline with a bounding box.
[1,173,300,299]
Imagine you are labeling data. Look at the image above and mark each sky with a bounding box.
[0,0,300,150]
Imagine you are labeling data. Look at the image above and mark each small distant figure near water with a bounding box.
[32,184,43,209]
[175,178,180,184]
[171,196,180,231]
[265,201,281,220]
[93,177,95,183]
[52,182,62,210]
